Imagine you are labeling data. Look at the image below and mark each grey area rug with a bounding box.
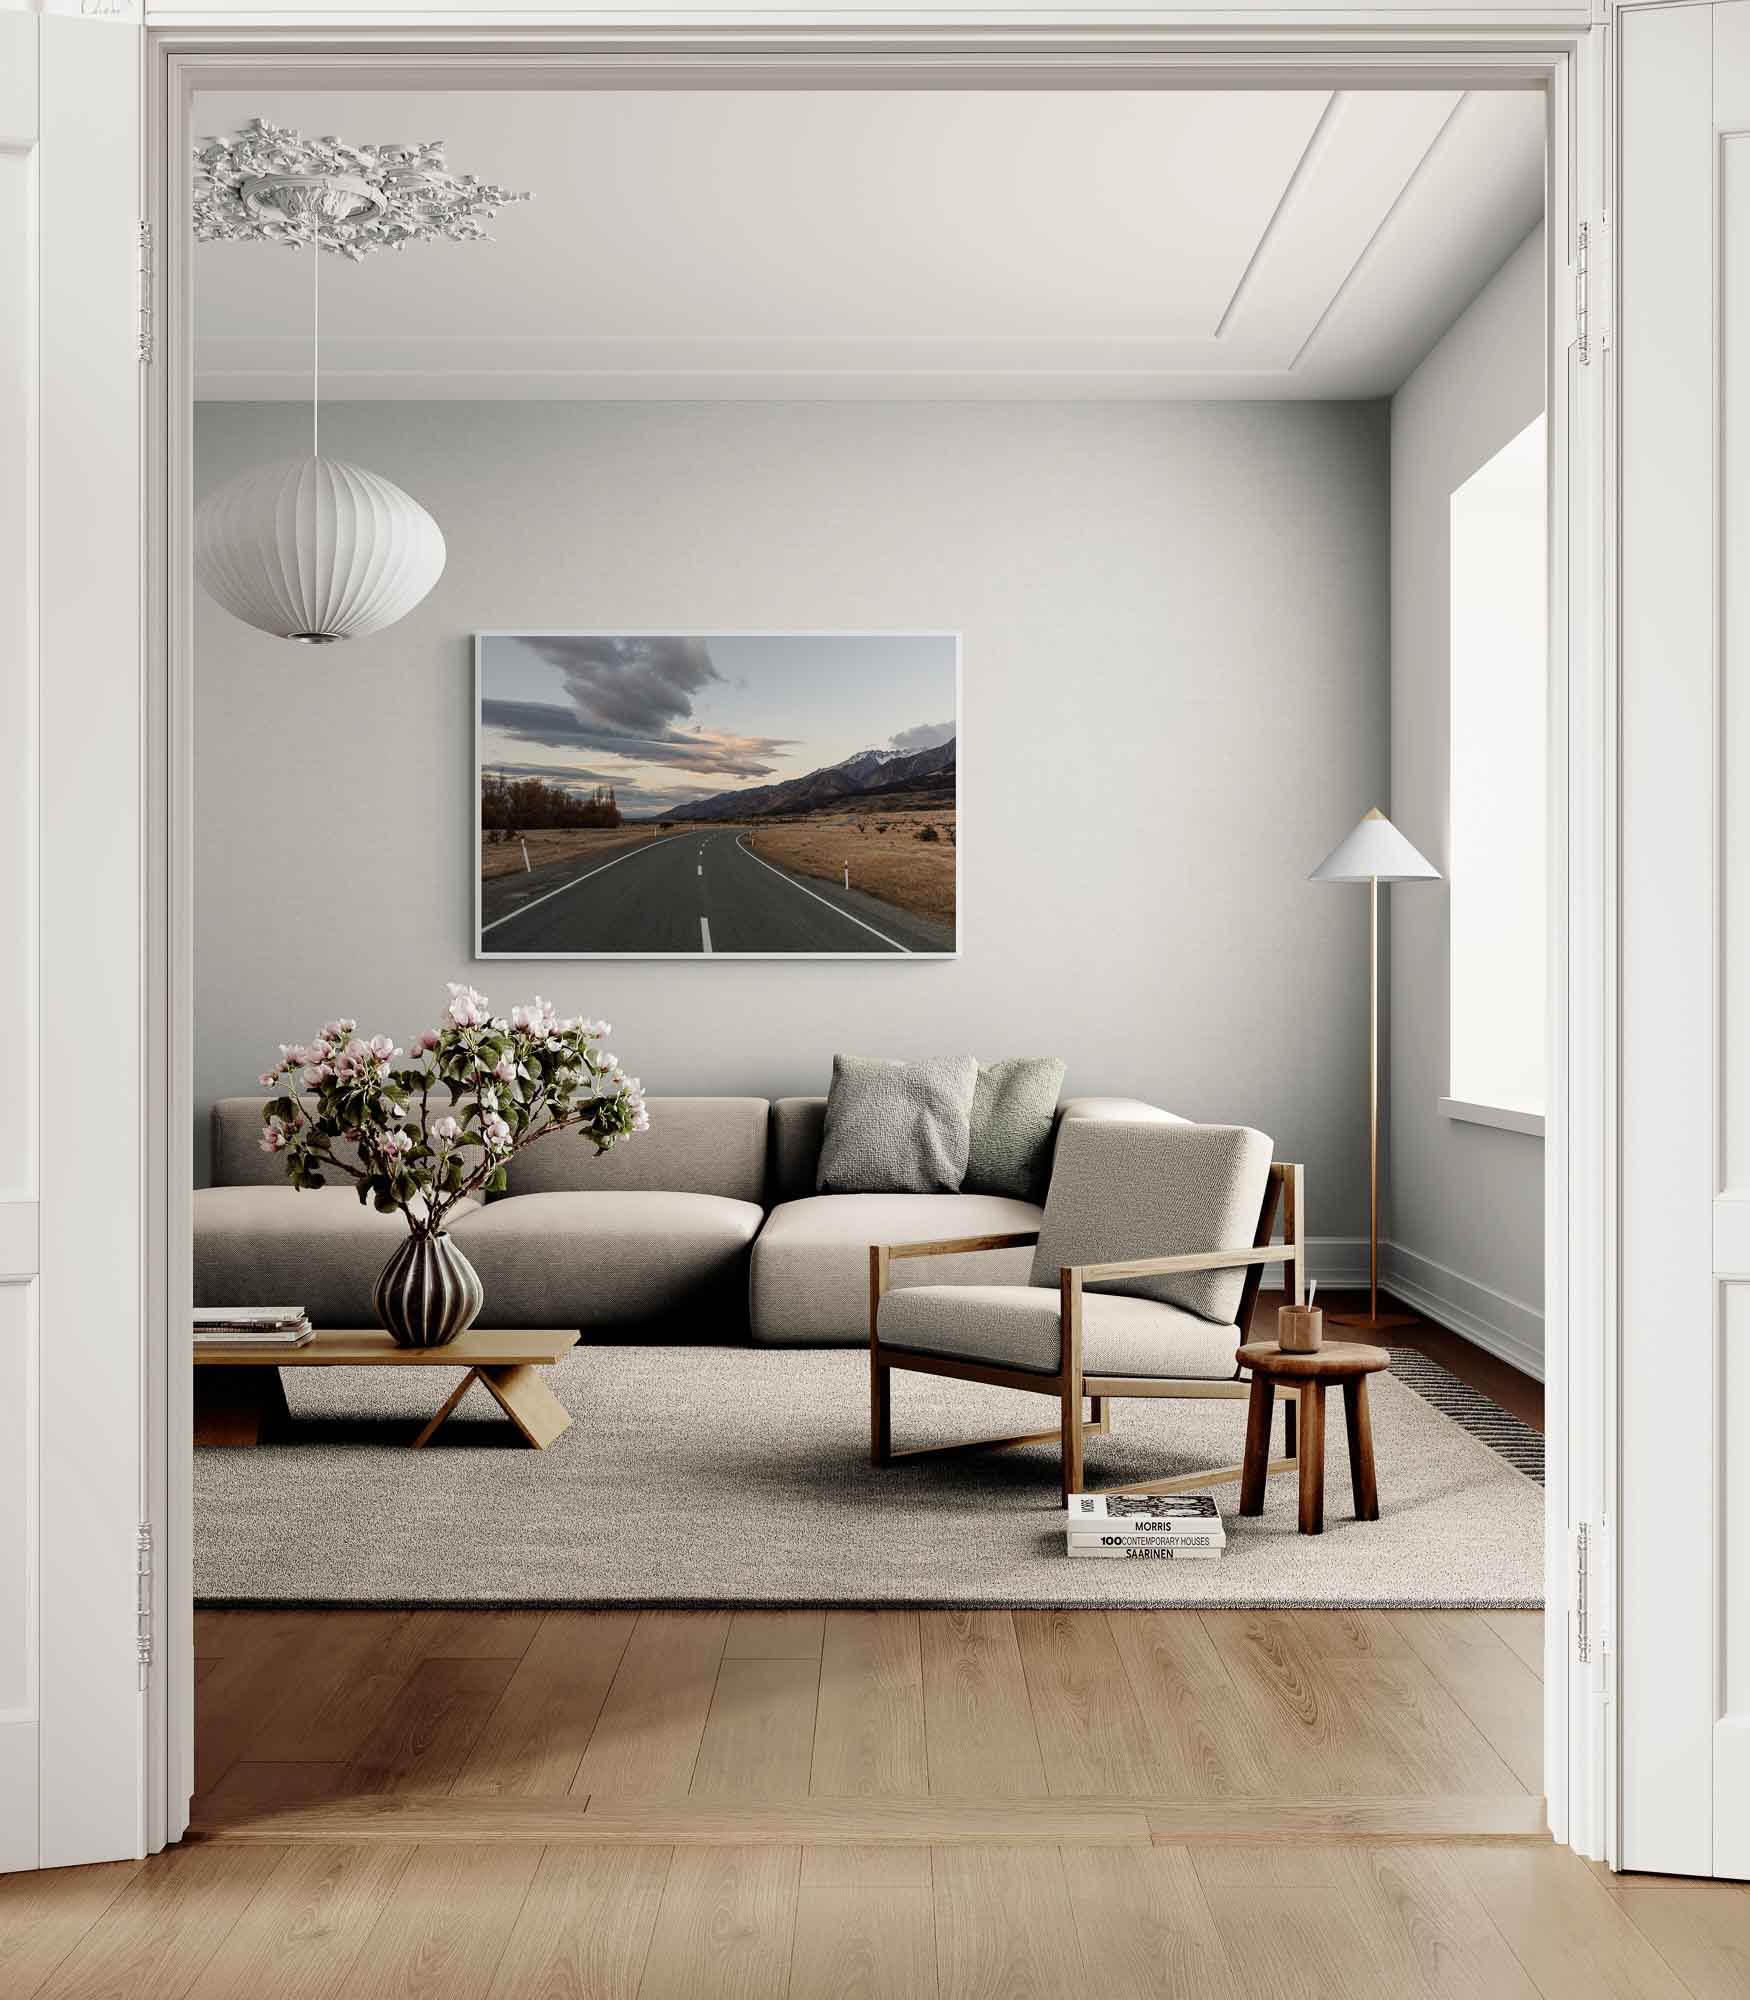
[196,1345,1543,1610]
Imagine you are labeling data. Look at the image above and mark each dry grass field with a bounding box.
[479,825,667,882]
[746,806,957,926]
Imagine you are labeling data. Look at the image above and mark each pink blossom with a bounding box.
[447,983,489,1028]
[417,1030,441,1051]
[431,1115,462,1144]
[258,1071,278,1088]
[494,1053,518,1084]
[368,1035,399,1062]
[483,1113,512,1150]
[260,1116,292,1154]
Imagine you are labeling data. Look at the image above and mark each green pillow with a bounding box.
[964,1058,1068,1202]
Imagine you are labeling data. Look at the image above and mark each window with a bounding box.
[1446,413,1547,1134]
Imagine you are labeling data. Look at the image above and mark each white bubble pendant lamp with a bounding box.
[191,119,529,644]
[194,455,446,644]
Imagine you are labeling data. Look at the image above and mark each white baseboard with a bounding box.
[1302,1237,1369,1289]
[1380,1239,1545,1383]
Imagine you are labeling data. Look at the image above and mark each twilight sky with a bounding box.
[478,632,957,817]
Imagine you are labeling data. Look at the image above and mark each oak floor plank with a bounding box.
[920,1612,1047,1798]
[1337,1845,1542,1998]
[1060,1843,1241,1999]
[1190,1843,1420,1999]
[1326,1653,1531,1798]
[341,1843,542,2000]
[811,1612,928,1798]
[0,1858,143,2000]
[1108,1613,1274,1798]
[1485,1610,1547,1681]
[1293,1609,1415,1659]
[451,1610,636,1799]
[691,1657,821,1799]
[482,1845,671,2000]
[789,1846,937,1999]
[33,1841,287,2000]
[1196,1611,1345,1794]
[725,1610,826,1660]
[1395,1609,1545,1793]
[636,1845,801,2000]
[202,1762,351,1808]
[182,1843,416,2000]
[1588,1866,1750,1999]
[570,1611,731,1800]
[930,1846,1085,2000]
[195,1614,351,1793]
[341,1657,519,1797]
[1456,1846,1694,1998]
[238,1612,424,1766]
[1013,1610,1166,1797]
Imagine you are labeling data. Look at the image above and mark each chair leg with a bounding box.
[871,1354,892,1466]
[1060,1383,1086,1503]
[1088,1395,1110,1436]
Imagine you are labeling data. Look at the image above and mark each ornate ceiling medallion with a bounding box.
[193,117,532,260]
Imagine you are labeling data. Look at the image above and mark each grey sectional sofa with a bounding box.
[194,1092,1177,1345]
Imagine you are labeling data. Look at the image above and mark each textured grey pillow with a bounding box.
[963,1058,1068,1201]
[816,1055,979,1194]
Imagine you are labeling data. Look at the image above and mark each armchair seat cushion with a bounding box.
[877,1283,1242,1380]
[750,1194,1042,1346]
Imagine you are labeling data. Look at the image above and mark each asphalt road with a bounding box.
[479,828,954,956]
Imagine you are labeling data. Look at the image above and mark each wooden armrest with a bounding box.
[884,1231,1041,1261]
[1068,1243,1294,1285]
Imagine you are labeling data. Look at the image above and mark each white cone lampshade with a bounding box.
[1309,807,1440,883]
[194,455,446,643]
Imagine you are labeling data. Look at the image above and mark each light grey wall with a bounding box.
[1387,226,1546,1373]
[195,397,1388,1245]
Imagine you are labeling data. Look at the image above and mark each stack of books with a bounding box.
[193,1307,313,1350]
[1062,1492,1226,1560]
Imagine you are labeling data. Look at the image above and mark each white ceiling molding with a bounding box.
[193,87,1544,403]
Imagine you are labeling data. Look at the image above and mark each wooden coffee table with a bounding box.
[193,1328,580,1450]
[1235,1339,1390,1535]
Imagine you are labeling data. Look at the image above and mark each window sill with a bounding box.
[1439,1096,1544,1139]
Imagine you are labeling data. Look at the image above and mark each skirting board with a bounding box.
[1301,1236,1369,1289]
[1381,1239,1545,1384]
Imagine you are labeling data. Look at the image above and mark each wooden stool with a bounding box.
[1235,1339,1390,1535]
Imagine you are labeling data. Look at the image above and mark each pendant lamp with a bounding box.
[191,120,530,645]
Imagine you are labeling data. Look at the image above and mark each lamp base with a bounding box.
[1327,1310,1421,1335]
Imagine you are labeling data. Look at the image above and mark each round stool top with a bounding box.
[1234,1339,1391,1381]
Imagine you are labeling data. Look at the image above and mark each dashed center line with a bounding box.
[700,916,713,953]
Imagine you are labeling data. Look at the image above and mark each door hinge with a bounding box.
[1572,1519,1592,1664]
[136,219,153,366]
[1575,220,1591,366]
[135,1521,153,1689]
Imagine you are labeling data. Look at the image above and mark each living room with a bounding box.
[45,5,1750,1974]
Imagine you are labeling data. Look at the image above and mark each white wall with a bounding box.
[195,397,1388,1253]
[1387,226,1546,1374]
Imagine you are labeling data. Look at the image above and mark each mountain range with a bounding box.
[648,737,956,824]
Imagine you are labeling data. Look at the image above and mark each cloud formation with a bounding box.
[888,718,956,754]
[481,697,792,780]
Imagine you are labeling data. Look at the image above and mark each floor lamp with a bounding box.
[1310,807,1441,1334]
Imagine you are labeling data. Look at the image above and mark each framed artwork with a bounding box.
[476,632,959,959]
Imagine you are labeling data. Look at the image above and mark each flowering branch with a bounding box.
[257,984,648,1235]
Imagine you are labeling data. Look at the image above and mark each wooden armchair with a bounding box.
[868,1119,1305,1505]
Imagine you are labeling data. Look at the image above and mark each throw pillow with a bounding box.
[816,1054,980,1194]
[963,1057,1068,1201]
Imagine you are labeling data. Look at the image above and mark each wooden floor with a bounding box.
[11,1306,1734,1998]
[3,1603,1747,1997]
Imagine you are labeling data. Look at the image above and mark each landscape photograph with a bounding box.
[476,632,958,957]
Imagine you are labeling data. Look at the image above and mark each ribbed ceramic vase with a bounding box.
[372,1231,484,1350]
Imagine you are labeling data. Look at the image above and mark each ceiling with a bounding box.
[193,88,1544,403]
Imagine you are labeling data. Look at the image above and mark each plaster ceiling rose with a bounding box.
[193,117,532,260]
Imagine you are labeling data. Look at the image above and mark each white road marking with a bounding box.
[700,916,712,953]
[732,834,911,954]
[480,832,688,937]
[697,865,703,876]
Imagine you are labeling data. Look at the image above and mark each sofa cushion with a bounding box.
[877,1283,1241,1380]
[749,1193,1042,1346]
[193,1185,481,1327]
[964,1058,1067,1201]
[1031,1119,1273,1325]
[451,1191,764,1329]
[816,1056,979,1194]
[771,1097,829,1204]
[504,1097,769,1205]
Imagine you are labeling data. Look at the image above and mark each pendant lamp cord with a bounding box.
[310,219,320,460]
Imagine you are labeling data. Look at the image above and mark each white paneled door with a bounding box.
[1619,0,1750,1880]
[0,2,151,1871]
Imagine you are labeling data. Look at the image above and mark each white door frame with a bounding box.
[142,18,1608,1860]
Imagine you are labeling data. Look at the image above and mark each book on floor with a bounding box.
[1061,1492,1226,1544]
[1066,1535,1223,1560]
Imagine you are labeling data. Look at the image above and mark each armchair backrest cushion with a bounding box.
[1029,1119,1274,1325]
